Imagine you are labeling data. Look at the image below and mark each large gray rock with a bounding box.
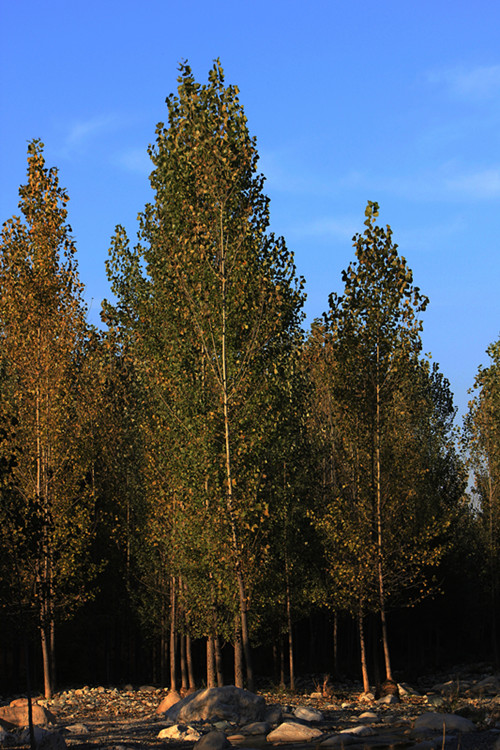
[413,713,476,734]
[162,686,266,724]
[266,721,323,742]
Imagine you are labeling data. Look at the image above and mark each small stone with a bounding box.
[320,735,357,746]
[266,721,323,742]
[293,705,324,722]
[240,721,271,735]
[359,711,379,721]
[340,725,375,736]
[377,694,399,704]
[63,724,89,734]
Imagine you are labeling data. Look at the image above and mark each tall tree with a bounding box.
[0,141,95,697]
[465,335,500,662]
[323,201,439,682]
[105,61,305,689]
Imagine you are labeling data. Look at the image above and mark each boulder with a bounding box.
[264,704,283,724]
[156,690,181,714]
[266,721,323,742]
[161,686,265,724]
[293,705,323,722]
[193,730,231,750]
[413,713,476,734]
[0,705,56,728]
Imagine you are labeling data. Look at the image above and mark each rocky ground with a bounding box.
[2,666,500,750]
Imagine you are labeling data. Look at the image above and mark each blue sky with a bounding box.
[1,0,499,419]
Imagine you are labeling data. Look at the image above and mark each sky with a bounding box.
[1,0,499,420]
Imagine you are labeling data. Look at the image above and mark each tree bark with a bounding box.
[214,636,224,687]
[186,633,195,690]
[358,608,370,694]
[169,576,177,691]
[234,619,244,688]
[207,636,216,688]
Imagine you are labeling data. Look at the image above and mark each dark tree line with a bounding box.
[1,62,498,698]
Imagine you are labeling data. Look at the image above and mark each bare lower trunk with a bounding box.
[280,637,285,688]
[40,624,52,699]
[207,636,216,688]
[333,612,338,678]
[285,565,294,691]
[358,609,370,694]
[186,633,195,690]
[180,635,188,692]
[234,620,243,688]
[169,576,177,691]
[214,636,224,687]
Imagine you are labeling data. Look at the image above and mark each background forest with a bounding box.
[0,62,499,701]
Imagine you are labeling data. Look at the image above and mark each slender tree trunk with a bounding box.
[214,636,224,687]
[279,637,285,688]
[375,342,393,681]
[333,612,338,678]
[40,624,52,700]
[358,608,370,694]
[220,223,254,691]
[180,634,188,692]
[207,636,216,688]
[186,633,195,690]
[170,576,177,691]
[234,618,243,688]
[285,557,295,691]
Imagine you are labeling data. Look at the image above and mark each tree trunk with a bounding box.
[220,229,254,692]
[333,612,338,678]
[207,636,216,688]
[180,634,188,692]
[186,633,195,690]
[285,559,294,691]
[358,609,370,694]
[169,576,177,691]
[234,619,243,688]
[214,636,224,687]
[40,624,52,699]
[375,343,393,682]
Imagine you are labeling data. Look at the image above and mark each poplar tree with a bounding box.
[324,202,433,682]
[105,61,304,689]
[466,336,500,662]
[0,141,95,697]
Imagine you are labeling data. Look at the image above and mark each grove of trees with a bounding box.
[1,62,498,698]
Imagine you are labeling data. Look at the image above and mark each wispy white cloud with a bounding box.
[427,64,500,101]
[56,115,118,158]
[445,168,500,197]
[114,147,151,175]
